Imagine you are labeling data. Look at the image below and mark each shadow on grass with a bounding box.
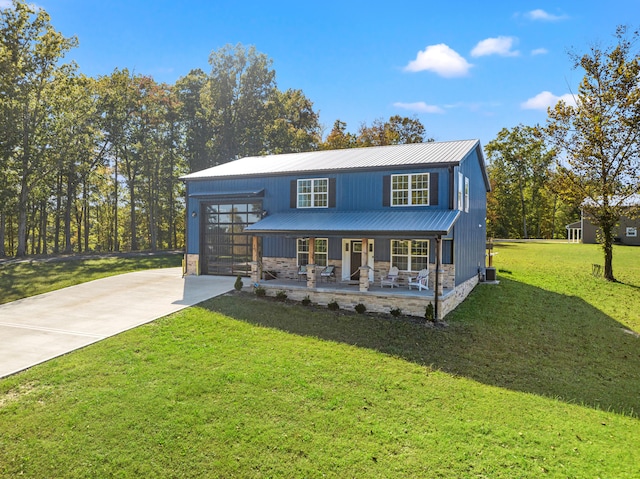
[205,278,640,417]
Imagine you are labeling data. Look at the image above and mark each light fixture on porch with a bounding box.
[191,210,197,217]
[261,210,268,218]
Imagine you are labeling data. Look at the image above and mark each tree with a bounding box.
[546,26,640,281]
[0,0,77,256]
[485,125,554,238]
[357,115,429,146]
[321,120,357,150]
[205,43,277,164]
[264,88,321,154]
[175,69,212,172]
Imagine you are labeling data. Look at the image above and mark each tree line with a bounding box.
[485,26,640,281]
[0,1,427,258]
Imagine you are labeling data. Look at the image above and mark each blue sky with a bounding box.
[7,0,640,147]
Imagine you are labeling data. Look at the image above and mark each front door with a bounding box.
[350,241,362,280]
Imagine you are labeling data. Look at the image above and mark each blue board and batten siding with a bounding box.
[452,145,488,284]
[187,169,451,251]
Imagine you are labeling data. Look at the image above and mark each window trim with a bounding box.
[297,238,328,266]
[390,173,430,207]
[464,176,469,213]
[457,172,464,211]
[297,178,329,209]
[626,226,638,237]
[390,239,430,272]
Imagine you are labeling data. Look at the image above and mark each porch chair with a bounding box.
[297,264,307,281]
[320,265,336,282]
[380,266,400,288]
[408,268,429,291]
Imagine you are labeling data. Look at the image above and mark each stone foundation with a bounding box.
[256,273,479,320]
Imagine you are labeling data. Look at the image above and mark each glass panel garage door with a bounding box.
[201,201,262,276]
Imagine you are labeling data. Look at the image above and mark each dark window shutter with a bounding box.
[290,180,297,208]
[430,172,439,205]
[328,178,336,208]
[382,175,390,207]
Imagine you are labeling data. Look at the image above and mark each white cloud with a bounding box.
[404,44,472,78]
[471,36,519,57]
[0,0,13,8]
[393,102,445,114]
[521,91,577,110]
[531,48,548,56]
[525,9,568,21]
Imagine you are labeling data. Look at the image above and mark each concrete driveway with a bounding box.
[0,268,235,379]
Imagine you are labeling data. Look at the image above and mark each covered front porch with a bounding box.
[244,209,463,320]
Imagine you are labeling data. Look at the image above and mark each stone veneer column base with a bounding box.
[185,254,199,275]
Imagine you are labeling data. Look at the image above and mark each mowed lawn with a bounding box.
[0,252,182,305]
[0,243,639,478]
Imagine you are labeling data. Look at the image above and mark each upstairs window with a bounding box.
[391,173,429,206]
[627,227,638,237]
[297,178,328,208]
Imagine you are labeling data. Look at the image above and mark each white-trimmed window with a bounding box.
[297,178,328,208]
[458,172,464,211]
[627,227,638,237]
[297,238,328,266]
[390,239,429,272]
[391,173,429,206]
[464,176,469,213]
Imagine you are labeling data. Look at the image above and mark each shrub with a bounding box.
[254,286,266,297]
[327,300,339,311]
[234,275,243,291]
[354,303,367,314]
[425,303,435,322]
[275,290,288,302]
[301,295,311,306]
[390,307,402,318]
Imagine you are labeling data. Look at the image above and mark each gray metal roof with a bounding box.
[182,140,481,180]
[245,209,461,236]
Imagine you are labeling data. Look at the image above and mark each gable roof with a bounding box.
[182,140,489,190]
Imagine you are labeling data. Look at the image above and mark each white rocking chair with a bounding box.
[408,268,429,291]
[380,266,399,288]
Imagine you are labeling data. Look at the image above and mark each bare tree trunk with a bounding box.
[113,155,119,252]
[16,175,29,257]
[83,181,90,251]
[63,174,74,253]
[0,212,5,257]
[40,200,48,255]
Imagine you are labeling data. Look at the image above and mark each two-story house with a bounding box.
[182,140,490,318]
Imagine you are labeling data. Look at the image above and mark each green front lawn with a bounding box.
[0,252,182,304]
[0,243,638,477]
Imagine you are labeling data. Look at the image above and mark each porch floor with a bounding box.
[255,277,454,300]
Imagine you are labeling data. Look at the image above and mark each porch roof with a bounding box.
[245,209,460,236]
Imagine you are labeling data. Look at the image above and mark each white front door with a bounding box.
[341,239,374,281]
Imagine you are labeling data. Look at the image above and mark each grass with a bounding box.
[0,243,639,477]
[0,252,182,304]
